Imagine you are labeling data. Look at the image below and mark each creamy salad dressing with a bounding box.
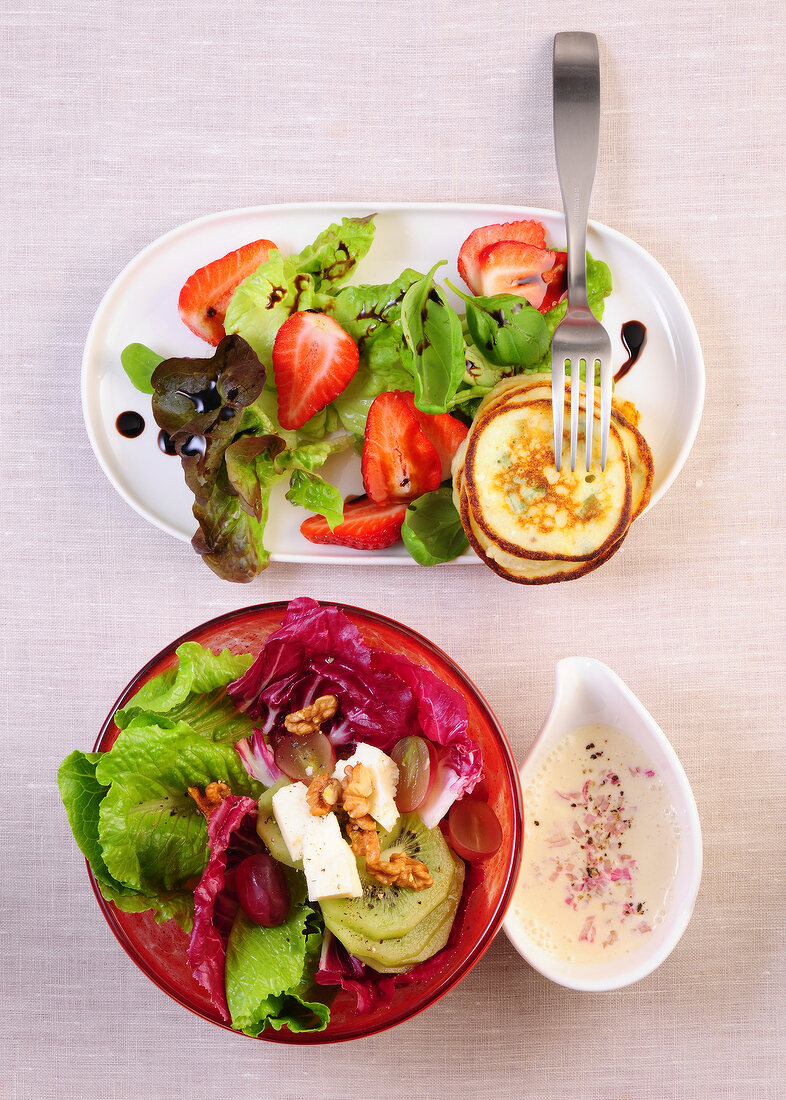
[513,725,680,963]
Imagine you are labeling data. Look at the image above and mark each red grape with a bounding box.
[391,735,435,812]
[235,853,290,927]
[274,730,336,783]
[447,796,503,861]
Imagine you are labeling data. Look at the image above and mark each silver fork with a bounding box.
[551,31,612,472]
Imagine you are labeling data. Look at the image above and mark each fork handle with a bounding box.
[553,32,600,310]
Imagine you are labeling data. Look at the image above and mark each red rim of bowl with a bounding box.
[88,600,523,1043]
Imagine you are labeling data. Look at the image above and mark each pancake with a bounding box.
[476,384,653,521]
[463,398,632,562]
[458,483,627,584]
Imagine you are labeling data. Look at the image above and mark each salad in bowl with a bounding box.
[57,599,522,1041]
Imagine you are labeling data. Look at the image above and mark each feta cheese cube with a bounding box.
[271,781,311,861]
[301,813,362,901]
[333,743,400,832]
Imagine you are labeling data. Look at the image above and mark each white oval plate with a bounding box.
[82,202,704,564]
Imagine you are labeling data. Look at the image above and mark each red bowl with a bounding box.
[90,601,523,1042]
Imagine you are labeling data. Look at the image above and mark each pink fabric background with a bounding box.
[2,0,783,1096]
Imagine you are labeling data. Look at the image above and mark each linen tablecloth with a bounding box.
[2,1,784,1096]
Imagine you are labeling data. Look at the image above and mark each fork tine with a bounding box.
[585,358,596,471]
[552,357,565,471]
[569,359,582,471]
[599,353,612,470]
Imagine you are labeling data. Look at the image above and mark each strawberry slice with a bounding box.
[400,392,468,481]
[361,391,442,505]
[457,220,546,295]
[476,241,568,312]
[272,311,359,430]
[178,239,277,345]
[300,496,408,550]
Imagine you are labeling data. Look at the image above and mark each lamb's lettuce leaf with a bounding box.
[120,343,163,394]
[401,488,468,565]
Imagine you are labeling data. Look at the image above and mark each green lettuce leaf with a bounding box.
[115,642,255,742]
[291,215,375,291]
[286,469,344,530]
[225,906,329,1036]
[94,720,263,893]
[330,269,421,344]
[331,358,414,440]
[224,252,319,368]
[57,750,195,929]
[224,216,376,366]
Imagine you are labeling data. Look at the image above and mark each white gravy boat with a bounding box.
[503,657,702,991]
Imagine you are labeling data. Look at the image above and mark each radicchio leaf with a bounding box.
[187,795,260,1022]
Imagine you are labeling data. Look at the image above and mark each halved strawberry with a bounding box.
[300,496,408,550]
[361,391,442,505]
[457,220,546,295]
[272,311,359,430]
[400,392,468,481]
[476,241,568,312]
[178,239,277,345]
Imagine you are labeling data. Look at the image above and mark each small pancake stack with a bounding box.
[452,376,654,584]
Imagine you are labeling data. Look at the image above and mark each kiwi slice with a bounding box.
[329,852,465,972]
[255,779,302,870]
[320,813,454,940]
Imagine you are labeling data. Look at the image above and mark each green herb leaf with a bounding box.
[120,343,164,394]
[401,487,469,565]
[401,262,466,414]
[446,280,549,368]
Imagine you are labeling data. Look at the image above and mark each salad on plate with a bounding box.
[57,598,504,1036]
[117,212,620,582]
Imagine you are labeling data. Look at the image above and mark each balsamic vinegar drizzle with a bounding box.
[115,411,145,438]
[157,430,178,456]
[615,321,647,383]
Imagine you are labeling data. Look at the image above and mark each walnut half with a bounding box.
[284,694,338,736]
[305,774,342,816]
[187,781,232,819]
[366,852,433,890]
[341,762,373,822]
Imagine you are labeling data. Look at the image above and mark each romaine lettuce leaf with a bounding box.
[94,720,263,893]
[57,749,195,929]
[225,907,329,1036]
[115,642,254,741]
